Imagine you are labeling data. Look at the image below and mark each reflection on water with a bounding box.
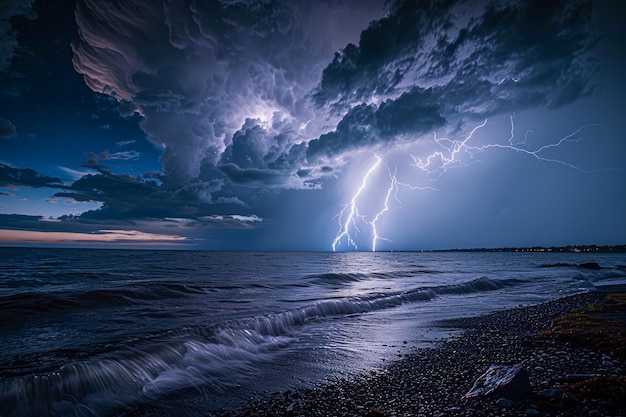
[0,248,625,416]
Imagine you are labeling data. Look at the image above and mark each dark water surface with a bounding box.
[1,248,625,416]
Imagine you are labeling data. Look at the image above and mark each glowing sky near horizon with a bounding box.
[0,0,624,250]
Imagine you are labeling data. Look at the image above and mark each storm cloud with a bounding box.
[0,0,36,73]
[0,163,64,189]
[314,0,595,112]
[72,0,384,186]
[52,161,260,225]
[66,0,599,227]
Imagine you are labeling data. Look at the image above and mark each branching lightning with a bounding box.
[368,166,395,252]
[331,115,599,252]
[332,156,437,252]
[463,121,599,172]
[332,154,382,252]
[411,119,489,175]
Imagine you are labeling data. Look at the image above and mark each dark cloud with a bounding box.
[216,87,447,186]
[216,117,319,188]
[306,88,446,161]
[84,151,107,161]
[69,0,597,209]
[58,0,602,245]
[0,0,36,73]
[220,119,278,169]
[0,213,259,244]
[217,162,304,189]
[79,158,113,176]
[0,163,63,189]
[54,172,181,218]
[0,214,46,229]
[0,117,16,138]
[314,0,596,117]
[72,0,384,185]
[53,167,258,225]
[0,214,92,234]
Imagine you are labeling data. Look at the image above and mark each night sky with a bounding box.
[0,0,624,251]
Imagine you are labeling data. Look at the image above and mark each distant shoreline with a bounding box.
[426,244,626,253]
[1,244,625,253]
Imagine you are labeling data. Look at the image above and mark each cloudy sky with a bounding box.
[0,0,624,251]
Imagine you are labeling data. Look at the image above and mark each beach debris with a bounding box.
[463,364,531,399]
[559,376,626,406]
[540,292,626,358]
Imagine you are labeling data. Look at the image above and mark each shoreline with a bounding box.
[214,289,625,417]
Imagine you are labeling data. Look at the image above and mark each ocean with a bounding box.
[1,248,625,417]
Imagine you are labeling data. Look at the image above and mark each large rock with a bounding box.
[463,365,531,399]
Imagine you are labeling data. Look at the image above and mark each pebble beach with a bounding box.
[217,289,625,417]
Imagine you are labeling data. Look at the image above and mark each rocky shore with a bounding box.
[215,290,625,417]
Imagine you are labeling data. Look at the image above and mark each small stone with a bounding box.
[602,360,613,367]
[588,410,602,417]
[496,398,513,408]
[525,408,540,416]
[537,389,563,399]
[565,373,598,382]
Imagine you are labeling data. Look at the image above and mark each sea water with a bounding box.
[0,248,625,416]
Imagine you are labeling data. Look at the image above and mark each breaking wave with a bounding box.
[0,276,521,416]
[307,268,442,286]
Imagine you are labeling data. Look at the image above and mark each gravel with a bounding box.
[210,291,625,417]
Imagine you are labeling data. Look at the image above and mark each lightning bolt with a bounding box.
[508,114,516,145]
[466,120,599,172]
[332,116,600,252]
[332,158,437,252]
[369,165,396,252]
[411,118,599,175]
[369,166,439,252]
[410,119,489,176]
[332,154,382,252]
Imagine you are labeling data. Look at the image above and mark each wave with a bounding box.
[0,283,207,322]
[308,272,371,285]
[543,264,626,280]
[0,332,289,417]
[433,276,525,294]
[0,276,521,416]
[539,262,602,270]
[210,277,522,340]
[307,268,442,286]
[586,268,626,284]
